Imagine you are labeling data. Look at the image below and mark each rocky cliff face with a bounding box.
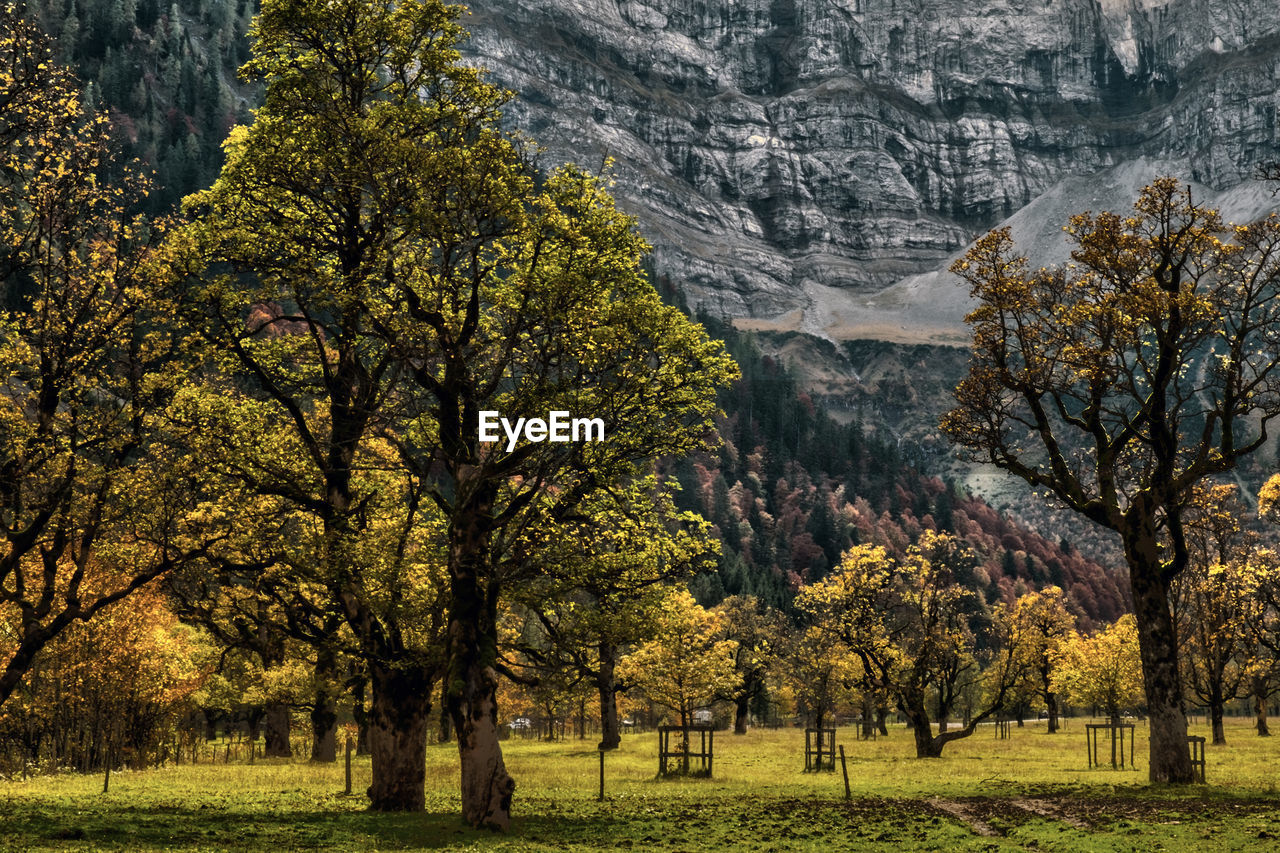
[461,0,1280,340]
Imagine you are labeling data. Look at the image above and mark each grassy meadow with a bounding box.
[4,718,1280,851]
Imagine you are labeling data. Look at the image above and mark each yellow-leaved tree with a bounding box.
[0,5,216,714]
[1174,484,1257,745]
[1052,615,1145,722]
[798,533,1026,758]
[617,588,740,736]
[1009,587,1076,733]
[943,179,1280,782]
[163,0,736,826]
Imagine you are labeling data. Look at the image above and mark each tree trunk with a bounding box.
[366,662,430,811]
[447,507,515,830]
[450,657,514,828]
[203,708,219,742]
[1127,552,1194,783]
[906,703,943,758]
[733,695,750,734]
[861,695,874,739]
[263,701,292,757]
[1046,692,1059,734]
[310,697,338,761]
[597,647,621,750]
[310,649,339,762]
[439,702,452,744]
[875,705,889,736]
[1255,687,1271,737]
[1209,681,1227,746]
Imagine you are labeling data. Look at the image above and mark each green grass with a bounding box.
[4,717,1280,851]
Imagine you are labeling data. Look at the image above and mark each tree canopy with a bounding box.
[942,178,1280,782]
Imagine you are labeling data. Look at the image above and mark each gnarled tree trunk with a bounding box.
[450,657,514,828]
[904,699,944,758]
[448,509,515,830]
[597,643,621,750]
[733,695,750,734]
[366,662,430,811]
[1127,545,1194,783]
[310,696,337,761]
[310,648,338,762]
[1046,691,1059,734]
[1254,679,1271,737]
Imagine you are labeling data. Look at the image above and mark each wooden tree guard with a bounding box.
[994,718,1010,739]
[1187,735,1206,783]
[657,725,714,777]
[805,727,836,772]
[1086,722,1135,769]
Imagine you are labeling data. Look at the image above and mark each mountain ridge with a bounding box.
[461,0,1280,336]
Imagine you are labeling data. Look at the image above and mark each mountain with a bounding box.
[460,0,1280,341]
[21,0,1244,610]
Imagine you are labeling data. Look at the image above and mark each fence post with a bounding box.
[598,750,605,801]
[839,745,850,800]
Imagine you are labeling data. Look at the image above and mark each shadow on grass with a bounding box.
[0,801,504,850]
[0,795,940,851]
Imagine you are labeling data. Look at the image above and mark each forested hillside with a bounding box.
[671,315,1127,629]
[30,0,255,211]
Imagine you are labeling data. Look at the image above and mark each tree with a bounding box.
[0,6,203,712]
[800,534,1024,757]
[1236,541,1280,737]
[1053,616,1145,722]
[505,480,713,751]
[0,583,205,772]
[617,588,740,734]
[163,0,503,813]
[1009,587,1075,733]
[777,619,855,732]
[167,0,735,826]
[1175,485,1255,745]
[941,179,1280,782]
[380,158,734,828]
[715,595,784,734]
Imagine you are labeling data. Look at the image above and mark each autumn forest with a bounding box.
[6,0,1280,848]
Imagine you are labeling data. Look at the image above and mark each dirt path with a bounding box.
[1010,797,1091,830]
[927,798,999,837]
[928,796,1091,836]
